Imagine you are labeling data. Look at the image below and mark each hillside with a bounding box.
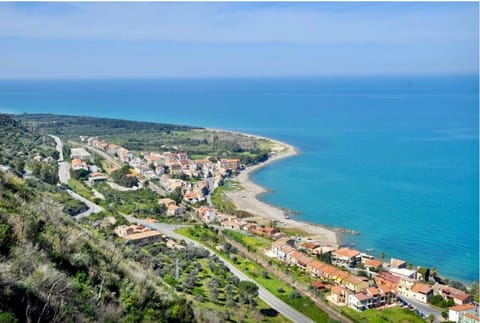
[16,113,271,165]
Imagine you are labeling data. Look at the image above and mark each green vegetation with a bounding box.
[94,183,165,216]
[16,113,272,166]
[211,180,242,214]
[67,178,94,199]
[111,165,138,188]
[429,294,454,308]
[340,306,425,323]
[0,114,57,177]
[223,229,270,252]
[177,225,331,322]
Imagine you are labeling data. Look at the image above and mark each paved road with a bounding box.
[50,135,103,218]
[68,189,103,219]
[125,215,315,323]
[398,295,442,322]
[49,135,71,184]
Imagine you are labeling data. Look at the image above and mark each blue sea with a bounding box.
[0,76,478,283]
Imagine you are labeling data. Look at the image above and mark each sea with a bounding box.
[0,75,478,283]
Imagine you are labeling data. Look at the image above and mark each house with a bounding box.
[287,251,312,269]
[331,247,361,268]
[167,204,184,217]
[299,241,320,254]
[333,270,351,285]
[71,158,89,171]
[376,271,400,288]
[221,220,241,230]
[348,290,375,311]
[218,158,240,170]
[441,287,473,306]
[344,275,369,293]
[270,239,295,262]
[410,283,433,303]
[397,277,416,298]
[320,265,339,281]
[389,267,416,280]
[108,144,121,155]
[263,226,280,238]
[88,172,108,184]
[348,287,391,311]
[159,198,177,208]
[311,281,327,291]
[363,258,383,271]
[117,148,133,163]
[329,285,349,306]
[449,304,477,322]
[115,224,162,244]
[390,258,407,269]
[460,311,480,323]
[307,260,326,277]
[70,148,91,161]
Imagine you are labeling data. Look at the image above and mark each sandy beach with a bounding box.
[211,129,339,247]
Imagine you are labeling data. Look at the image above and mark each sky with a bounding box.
[0,2,478,78]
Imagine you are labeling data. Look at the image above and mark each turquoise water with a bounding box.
[0,76,478,282]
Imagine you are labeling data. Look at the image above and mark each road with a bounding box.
[50,135,103,218]
[49,135,70,184]
[124,215,315,323]
[398,295,442,322]
[68,189,104,219]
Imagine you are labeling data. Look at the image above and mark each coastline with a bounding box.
[208,128,339,248]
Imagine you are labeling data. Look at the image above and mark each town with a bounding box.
[63,134,479,323]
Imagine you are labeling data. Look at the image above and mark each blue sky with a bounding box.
[0,2,478,78]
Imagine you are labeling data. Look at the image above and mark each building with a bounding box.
[88,172,108,184]
[363,258,383,271]
[389,267,416,279]
[344,275,369,293]
[167,204,184,216]
[158,198,177,208]
[115,224,162,244]
[288,251,313,269]
[218,158,240,170]
[331,247,361,268]
[71,158,88,171]
[460,310,480,323]
[329,285,349,306]
[410,283,433,303]
[441,287,473,306]
[307,260,327,277]
[70,147,91,161]
[449,304,478,323]
[390,258,407,269]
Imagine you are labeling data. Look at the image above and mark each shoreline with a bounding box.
[208,128,339,248]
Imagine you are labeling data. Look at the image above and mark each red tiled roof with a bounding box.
[364,259,383,268]
[332,247,360,258]
[449,304,476,312]
[412,283,432,294]
[312,281,325,289]
[308,260,326,270]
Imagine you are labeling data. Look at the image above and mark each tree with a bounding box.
[428,314,434,323]
[238,281,258,307]
[207,277,220,300]
[471,280,479,302]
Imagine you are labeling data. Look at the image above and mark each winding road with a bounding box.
[50,135,103,218]
[125,215,315,323]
